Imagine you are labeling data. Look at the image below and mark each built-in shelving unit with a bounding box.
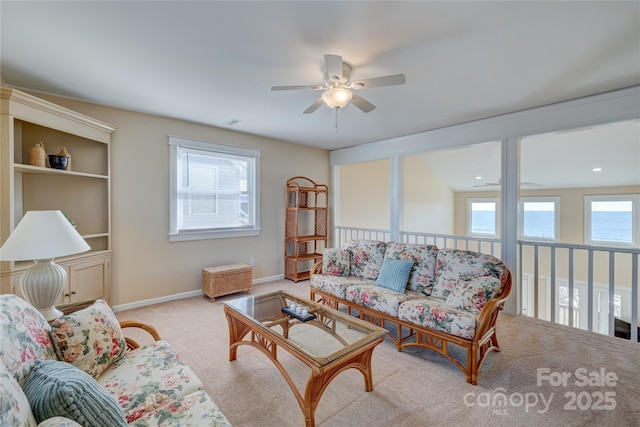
[284,176,328,282]
[0,88,115,304]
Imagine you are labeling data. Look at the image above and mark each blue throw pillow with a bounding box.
[375,258,414,293]
[23,359,127,427]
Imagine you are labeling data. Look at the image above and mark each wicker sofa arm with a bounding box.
[119,320,162,350]
[311,260,323,276]
[475,270,513,340]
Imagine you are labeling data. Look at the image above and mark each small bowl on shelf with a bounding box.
[48,155,69,170]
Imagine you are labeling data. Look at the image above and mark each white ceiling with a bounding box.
[1,1,639,191]
[417,120,640,192]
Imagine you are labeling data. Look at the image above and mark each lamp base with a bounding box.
[19,259,67,321]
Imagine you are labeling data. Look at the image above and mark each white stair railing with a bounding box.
[333,225,639,342]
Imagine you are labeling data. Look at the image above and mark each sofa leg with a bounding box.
[491,332,501,351]
[469,343,479,385]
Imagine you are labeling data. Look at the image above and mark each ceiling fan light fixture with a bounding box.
[321,87,353,109]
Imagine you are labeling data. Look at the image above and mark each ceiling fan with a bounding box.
[271,54,406,114]
[473,179,542,188]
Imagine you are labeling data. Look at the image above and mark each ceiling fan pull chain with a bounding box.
[334,107,339,133]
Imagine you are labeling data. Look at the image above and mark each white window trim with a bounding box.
[169,136,261,242]
[519,196,560,242]
[467,198,498,237]
[584,194,639,248]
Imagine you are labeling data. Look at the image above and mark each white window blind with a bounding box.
[169,136,260,241]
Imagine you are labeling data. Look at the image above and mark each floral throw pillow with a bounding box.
[322,248,351,276]
[50,299,126,379]
[0,360,37,427]
[445,276,502,314]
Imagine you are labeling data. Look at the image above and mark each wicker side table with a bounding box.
[202,263,252,302]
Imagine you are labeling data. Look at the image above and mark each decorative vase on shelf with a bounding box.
[58,147,71,170]
[41,142,51,168]
[29,142,46,167]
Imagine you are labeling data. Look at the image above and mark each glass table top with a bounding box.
[223,290,386,365]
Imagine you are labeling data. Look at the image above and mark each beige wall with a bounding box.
[338,157,455,233]
[338,159,390,229]
[403,155,454,234]
[32,93,330,305]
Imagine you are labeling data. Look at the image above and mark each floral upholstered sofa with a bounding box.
[0,294,231,426]
[310,240,512,385]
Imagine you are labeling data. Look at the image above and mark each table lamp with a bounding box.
[0,210,90,320]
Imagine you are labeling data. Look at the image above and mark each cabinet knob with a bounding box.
[64,293,70,297]
[71,291,77,295]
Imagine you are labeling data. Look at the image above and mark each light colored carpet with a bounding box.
[116,280,640,427]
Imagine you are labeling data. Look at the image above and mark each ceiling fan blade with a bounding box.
[350,93,376,113]
[303,98,324,114]
[350,74,406,89]
[271,85,325,91]
[324,54,343,82]
[472,181,500,187]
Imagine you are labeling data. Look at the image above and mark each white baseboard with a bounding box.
[111,274,285,312]
[253,273,284,284]
[112,290,202,312]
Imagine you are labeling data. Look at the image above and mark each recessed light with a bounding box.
[475,176,482,180]
[592,167,602,172]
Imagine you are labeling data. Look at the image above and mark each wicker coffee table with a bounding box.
[223,290,386,427]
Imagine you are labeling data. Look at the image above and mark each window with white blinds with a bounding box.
[169,136,261,241]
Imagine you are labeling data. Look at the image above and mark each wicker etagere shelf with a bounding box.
[284,176,328,282]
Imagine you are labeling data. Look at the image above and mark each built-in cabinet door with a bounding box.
[5,254,110,305]
[11,274,26,300]
[65,256,110,303]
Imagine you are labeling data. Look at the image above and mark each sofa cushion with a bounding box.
[0,294,57,387]
[384,243,438,295]
[50,299,127,379]
[398,297,478,340]
[375,258,414,293]
[346,284,427,317]
[446,276,503,314]
[0,360,37,427]
[310,274,375,299]
[97,340,204,424]
[322,248,350,276]
[431,248,509,300]
[129,390,231,427]
[23,359,127,426]
[344,240,386,280]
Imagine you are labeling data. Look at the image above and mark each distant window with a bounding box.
[468,199,498,236]
[169,136,261,241]
[521,197,559,241]
[584,195,639,247]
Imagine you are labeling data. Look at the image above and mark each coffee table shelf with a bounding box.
[223,290,386,426]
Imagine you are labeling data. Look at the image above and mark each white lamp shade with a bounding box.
[321,88,353,109]
[0,210,90,261]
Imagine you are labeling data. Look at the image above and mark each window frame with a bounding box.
[467,198,499,237]
[169,136,261,242]
[584,194,639,248]
[519,196,560,242]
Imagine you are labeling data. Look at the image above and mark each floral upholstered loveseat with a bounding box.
[310,240,512,385]
[0,294,231,426]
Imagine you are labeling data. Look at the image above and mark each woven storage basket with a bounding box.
[29,143,46,167]
[202,263,252,302]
